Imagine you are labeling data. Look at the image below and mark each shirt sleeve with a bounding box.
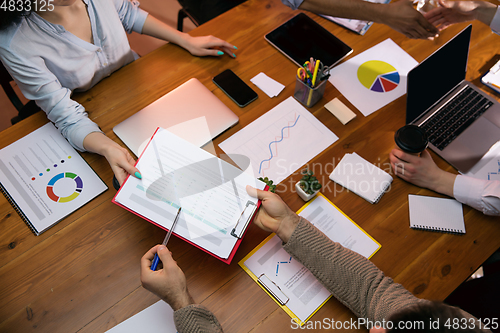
[490,6,500,35]
[280,0,304,10]
[112,0,148,34]
[453,175,500,216]
[282,217,426,322]
[174,304,223,333]
[0,49,101,152]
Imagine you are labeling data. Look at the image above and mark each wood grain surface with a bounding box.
[1,1,499,332]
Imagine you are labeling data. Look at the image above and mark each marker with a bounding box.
[150,207,182,271]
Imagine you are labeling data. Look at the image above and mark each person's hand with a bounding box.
[382,0,439,39]
[182,34,237,58]
[102,143,141,186]
[424,0,497,30]
[389,148,456,197]
[246,186,300,243]
[140,245,194,311]
[83,132,141,186]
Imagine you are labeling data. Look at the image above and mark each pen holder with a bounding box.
[293,76,327,108]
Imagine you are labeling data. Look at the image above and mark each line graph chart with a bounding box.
[259,114,300,174]
[219,97,339,184]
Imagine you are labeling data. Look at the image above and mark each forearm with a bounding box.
[82,132,121,156]
[473,1,497,26]
[282,218,423,321]
[298,0,387,22]
[428,169,457,198]
[141,15,190,49]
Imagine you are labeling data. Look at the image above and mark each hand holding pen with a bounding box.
[151,207,182,271]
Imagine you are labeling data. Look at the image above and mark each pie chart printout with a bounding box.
[357,60,400,93]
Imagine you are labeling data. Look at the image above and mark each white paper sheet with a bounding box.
[464,141,500,181]
[0,123,107,234]
[219,97,338,184]
[243,194,380,324]
[329,39,418,117]
[409,195,465,233]
[251,72,285,98]
[114,128,266,260]
[105,301,176,333]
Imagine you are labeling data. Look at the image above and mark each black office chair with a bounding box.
[0,62,40,125]
[177,0,246,31]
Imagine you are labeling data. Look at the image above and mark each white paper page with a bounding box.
[105,301,176,333]
[219,97,338,184]
[0,123,107,234]
[114,128,265,259]
[329,153,393,203]
[329,39,418,117]
[464,141,500,181]
[409,195,465,233]
[250,72,285,97]
[244,195,380,323]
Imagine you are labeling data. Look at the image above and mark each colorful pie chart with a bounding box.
[357,60,400,93]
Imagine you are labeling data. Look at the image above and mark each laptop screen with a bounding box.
[406,25,471,124]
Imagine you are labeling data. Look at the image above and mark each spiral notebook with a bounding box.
[0,123,108,235]
[329,153,393,204]
[408,195,465,234]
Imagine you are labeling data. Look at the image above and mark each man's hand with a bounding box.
[140,245,194,311]
[383,0,439,39]
[389,148,456,197]
[246,186,300,243]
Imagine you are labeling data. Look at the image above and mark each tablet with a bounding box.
[265,13,352,69]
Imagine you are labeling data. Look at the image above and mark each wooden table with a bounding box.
[1,1,499,332]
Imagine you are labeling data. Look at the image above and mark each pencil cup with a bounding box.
[293,76,327,108]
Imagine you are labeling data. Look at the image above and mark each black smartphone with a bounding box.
[213,69,258,107]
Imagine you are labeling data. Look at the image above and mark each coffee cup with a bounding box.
[394,125,429,156]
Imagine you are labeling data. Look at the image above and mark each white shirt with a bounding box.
[489,6,500,34]
[0,0,148,151]
[454,175,500,216]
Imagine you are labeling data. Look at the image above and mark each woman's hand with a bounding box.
[83,132,141,186]
[182,34,237,58]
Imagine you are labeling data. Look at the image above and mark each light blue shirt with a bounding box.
[281,0,304,10]
[0,0,148,151]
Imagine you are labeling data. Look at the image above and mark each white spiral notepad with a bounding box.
[408,195,465,234]
[329,153,393,204]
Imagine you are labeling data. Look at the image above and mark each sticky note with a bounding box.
[324,98,357,125]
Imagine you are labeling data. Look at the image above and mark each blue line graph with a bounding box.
[258,115,301,174]
[487,160,500,180]
[276,256,293,276]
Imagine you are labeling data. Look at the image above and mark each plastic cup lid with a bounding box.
[394,125,428,154]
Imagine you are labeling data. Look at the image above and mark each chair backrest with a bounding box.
[0,61,24,112]
[178,0,246,27]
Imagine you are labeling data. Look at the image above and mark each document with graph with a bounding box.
[219,97,338,184]
[113,128,266,264]
[0,123,108,235]
[239,193,381,325]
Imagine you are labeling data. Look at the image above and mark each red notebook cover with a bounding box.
[112,128,267,264]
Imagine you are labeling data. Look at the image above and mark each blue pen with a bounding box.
[151,207,182,271]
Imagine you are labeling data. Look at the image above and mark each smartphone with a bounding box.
[213,69,258,107]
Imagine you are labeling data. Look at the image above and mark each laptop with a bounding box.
[406,25,500,173]
[113,78,239,157]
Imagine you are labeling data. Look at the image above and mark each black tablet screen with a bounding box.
[265,13,352,69]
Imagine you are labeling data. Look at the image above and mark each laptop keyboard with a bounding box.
[420,86,493,150]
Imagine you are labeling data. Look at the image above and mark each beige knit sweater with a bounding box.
[173,218,490,332]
